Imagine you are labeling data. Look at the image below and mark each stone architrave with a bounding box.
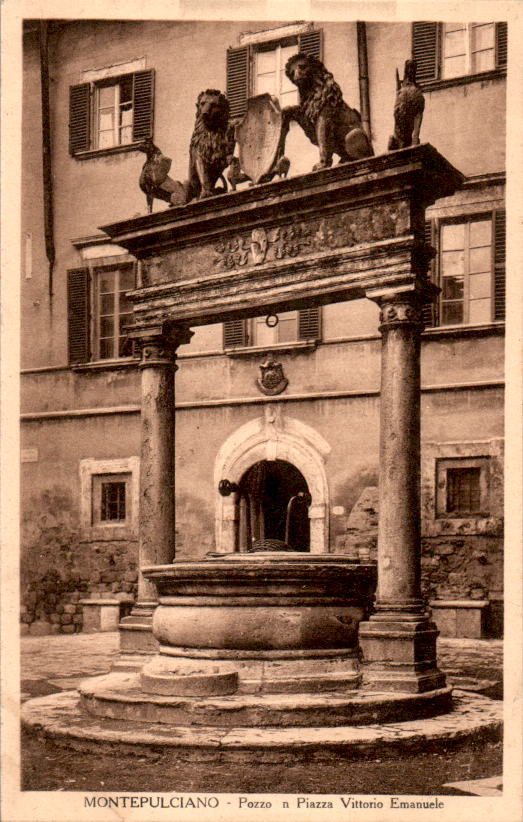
[236,94,285,185]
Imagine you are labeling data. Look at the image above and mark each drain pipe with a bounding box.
[356,21,372,140]
[39,20,55,300]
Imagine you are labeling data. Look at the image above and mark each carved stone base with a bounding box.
[359,618,447,694]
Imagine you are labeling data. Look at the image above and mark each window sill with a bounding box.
[423,516,503,537]
[422,321,504,338]
[72,357,140,372]
[420,67,506,92]
[72,142,144,160]
[82,525,137,542]
[224,340,319,357]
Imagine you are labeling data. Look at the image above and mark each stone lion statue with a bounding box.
[187,89,235,200]
[283,53,373,170]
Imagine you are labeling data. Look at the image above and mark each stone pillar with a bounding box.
[119,322,193,656]
[359,293,446,693]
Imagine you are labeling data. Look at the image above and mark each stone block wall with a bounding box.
[20,487,137,635]
[340,486,503,637]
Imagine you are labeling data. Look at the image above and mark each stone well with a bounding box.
[140,553,376,694]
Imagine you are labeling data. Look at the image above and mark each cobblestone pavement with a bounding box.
[20,632,503,701]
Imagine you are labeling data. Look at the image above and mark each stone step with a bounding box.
[21,689,502,763]
[79,671,452,727]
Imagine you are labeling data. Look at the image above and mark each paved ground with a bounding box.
[20,632,504,700]
[19,632,503,794]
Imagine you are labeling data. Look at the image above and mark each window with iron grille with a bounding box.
[446,467,481,514]
[101,481,127,521]
[436,457,490,518]
[92,473,130,525]
[69,70,154,156]
[412,21,507,84]
[423,211,505,328]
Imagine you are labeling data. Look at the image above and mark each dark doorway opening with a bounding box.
[237,459,310,551]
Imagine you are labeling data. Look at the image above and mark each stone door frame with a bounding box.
[213,406,331,554]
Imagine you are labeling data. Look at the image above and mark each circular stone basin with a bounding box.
[143,553,376,652]
[142,553,376,693]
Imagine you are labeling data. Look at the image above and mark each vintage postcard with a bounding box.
[1,1,522,821]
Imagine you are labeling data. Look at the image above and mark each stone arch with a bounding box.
[214,405,331,554]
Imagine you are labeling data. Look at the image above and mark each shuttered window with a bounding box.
[226,29,322,118]
[223,318,249,348]
[493,209,506,320]
[298,29,322,60]
[224,308,321,349]
[412,22,507,83]
[422,220,437,328]
[226,47,250,119]
[132,70,155,141]
[433,212,505,328]
[496,22,508,67]
[67,268,90,364]
[69,84,91,155]
[298,307,321,340]
[67,263,137,364]
[69,69,154,155]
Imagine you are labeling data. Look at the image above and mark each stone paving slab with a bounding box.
[20,632,503,682]
[21,689,502,763]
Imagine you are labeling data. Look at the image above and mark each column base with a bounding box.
[359,616,447,694]
[118,602,159,656]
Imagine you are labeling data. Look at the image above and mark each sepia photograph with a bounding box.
[1,1,522,820]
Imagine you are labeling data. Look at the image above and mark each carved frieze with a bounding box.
[212,202,410,271]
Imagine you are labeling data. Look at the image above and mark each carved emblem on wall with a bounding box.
[257,360,288,396]
[236,94,286,185]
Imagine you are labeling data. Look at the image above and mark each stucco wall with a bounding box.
[22,19,506,369]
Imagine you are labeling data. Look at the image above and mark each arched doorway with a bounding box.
[237,459,311,551]
[214,407,331,554]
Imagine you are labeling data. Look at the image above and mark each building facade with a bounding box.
[21,19,506,637]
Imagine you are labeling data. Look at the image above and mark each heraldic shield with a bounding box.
[236,94,285,185]
[257,359,288,396]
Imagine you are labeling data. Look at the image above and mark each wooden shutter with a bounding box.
[132,70,155,142]
[69,83,91,155]
[422,220,437,327]
[67,268,90,364]
[496,22,508,68]
[298,29,322,60]
[412,22,440,82]
[493,209,506,320]
[298,307,321,340]
[227,47,249,119]
[223,319,248,348]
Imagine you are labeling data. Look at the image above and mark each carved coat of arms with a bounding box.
[256,359,288,396]
[236,94,286,185]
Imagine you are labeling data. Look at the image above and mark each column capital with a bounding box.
[377,297,424,332]
[128,322,194,368]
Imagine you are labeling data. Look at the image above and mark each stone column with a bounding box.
[359,293,446,694]
[119,322,193,656]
